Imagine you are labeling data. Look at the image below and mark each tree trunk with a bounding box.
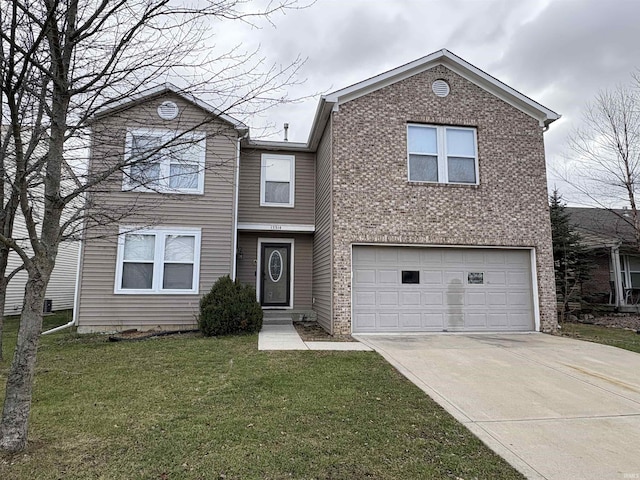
[0,270,47,452]
[0,278,7,361]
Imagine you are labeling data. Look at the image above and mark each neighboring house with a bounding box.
[566,207,640,307]
[4,224,79,316]
[75,49,560,334]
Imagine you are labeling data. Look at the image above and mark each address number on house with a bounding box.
[270,225,283,230]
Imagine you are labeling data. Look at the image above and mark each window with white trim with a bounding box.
[260,154,295,207]
[115,227,201,294]
[123,129,206,194]
[407,124,478,184]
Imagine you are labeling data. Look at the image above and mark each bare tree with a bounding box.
[0,0,307,452]
[561,77,640,246]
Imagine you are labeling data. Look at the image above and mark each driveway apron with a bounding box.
[355,333,640,480]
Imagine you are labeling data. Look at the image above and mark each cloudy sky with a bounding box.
[211,0,640,204]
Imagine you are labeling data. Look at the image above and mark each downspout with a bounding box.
[231,131,249,281]
[42,237,83,335]
[611,243,624,307]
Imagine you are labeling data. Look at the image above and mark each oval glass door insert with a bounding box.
[268,250,283,282]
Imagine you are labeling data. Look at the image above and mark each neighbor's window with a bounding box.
[260,154,295,207]
[123,129,206,194]
[407,124,477,184]
[115,227,201,294]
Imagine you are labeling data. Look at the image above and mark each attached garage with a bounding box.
[352,246,536,333]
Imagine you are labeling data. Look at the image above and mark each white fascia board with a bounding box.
[324,49,560,127]
[94,83,249,131]
[247,139,310,151]
[238,222,315,233]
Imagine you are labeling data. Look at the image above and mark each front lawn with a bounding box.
[561,322,640,354]
[0,312,523,479]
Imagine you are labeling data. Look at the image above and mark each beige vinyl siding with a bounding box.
[238,149,315,225]
[237,232,313,310]
[4,218,79,315]
[76,93,238,332]
[312,120,333,332]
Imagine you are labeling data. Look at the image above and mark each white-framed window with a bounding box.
[123,129,206,194]
[260,154,295,207]
[114,227,201,294]
[407,124,478,185]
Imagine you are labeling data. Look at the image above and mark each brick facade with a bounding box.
[329,65,558,334]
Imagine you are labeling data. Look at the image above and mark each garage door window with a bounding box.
[407,124,478,185]
[402,270,420,284]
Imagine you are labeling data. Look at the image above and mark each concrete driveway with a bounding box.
[354,333,640,480]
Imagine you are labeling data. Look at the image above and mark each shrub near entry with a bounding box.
[199,275,263,336]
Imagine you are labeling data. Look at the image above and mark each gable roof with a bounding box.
[93,83,248,132]
[303,48,560,150]
[566,207,637,248]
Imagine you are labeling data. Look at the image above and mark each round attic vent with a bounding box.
[432,79,450,98]
[157,100,179,120]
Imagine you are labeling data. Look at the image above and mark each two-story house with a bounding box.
[74,49,560,334]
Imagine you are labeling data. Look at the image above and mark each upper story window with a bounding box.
[115,227,201,294]
[407,124,478,185]
[260,154,295,207]
[123,129,206,194]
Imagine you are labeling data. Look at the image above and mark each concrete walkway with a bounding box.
[355,333,640,480]
[258,323,372,351]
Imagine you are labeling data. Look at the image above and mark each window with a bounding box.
[260,154,295,207]
[407,124,478,184]
[402,270,420,284]
[115,227,201,294]
[123,129,206,194]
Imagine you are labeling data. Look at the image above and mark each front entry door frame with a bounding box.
[257,238,294,309]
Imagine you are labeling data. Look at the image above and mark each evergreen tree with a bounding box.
[550,190,593,321]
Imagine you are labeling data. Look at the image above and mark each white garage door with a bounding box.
[352,246,535,333]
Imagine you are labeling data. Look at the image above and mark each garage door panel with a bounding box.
[508,271,529,285]
[423,292,443,305]
[466,313,487,328]
[467,292,487,306]
[355,313,376,329]
[401,291,422,305]
[354,291,376,306]
[355,269,376,284]
[401,312,422,328]
[352,246,534,333]
[379,313,399,328]
[487,292,507,306]
[444,250,464,264]
[508,291,532,307]
[485,271,506,285]
[488,313,509,327]
[423,313,445,329]
[421,250,443,265]
[379,291,399,306]
[423,271,443,284]
[444,271,464,283]
[377,270,398,284]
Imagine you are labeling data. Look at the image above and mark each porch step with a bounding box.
[262,311,293,325]
[262,317,293,325]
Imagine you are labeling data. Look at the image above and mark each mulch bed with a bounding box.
[108,329,199,342]
[565,314,640,332]
[293,321,356,342]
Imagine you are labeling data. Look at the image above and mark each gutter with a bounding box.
[41,237,83,335]
[231,131,249,280]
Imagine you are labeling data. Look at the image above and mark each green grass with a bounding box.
[0,312,523,480]
[561,322,640,354]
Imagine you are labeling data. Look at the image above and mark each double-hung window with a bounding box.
[260,154,295,207]
[115,227,201,294]
[124,129,206,194]
[407,124,478,184]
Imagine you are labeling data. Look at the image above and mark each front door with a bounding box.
[260,243,291,307]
